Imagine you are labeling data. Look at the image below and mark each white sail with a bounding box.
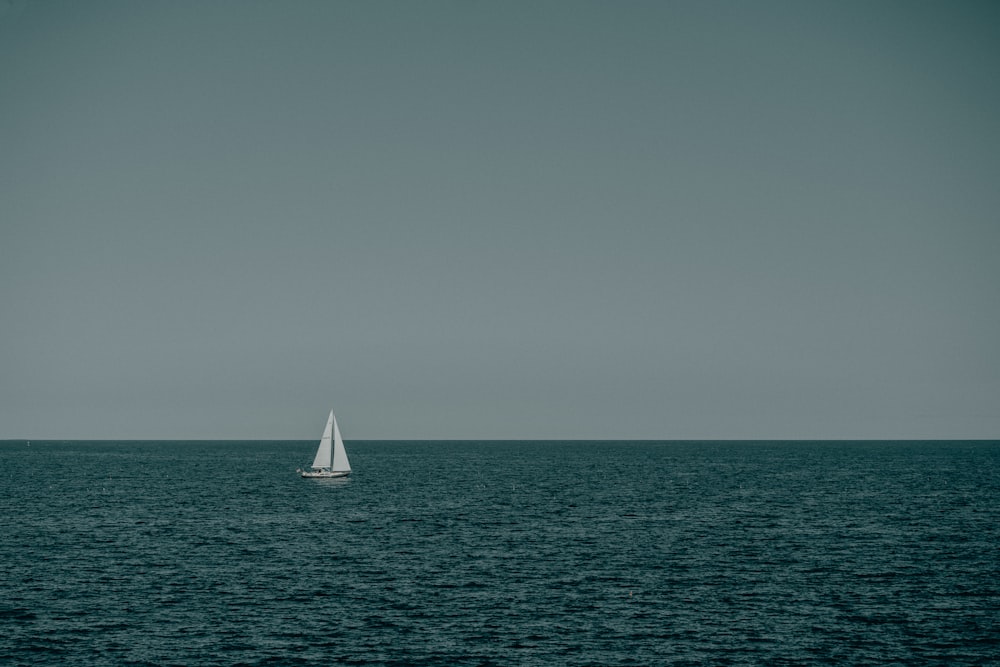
[311,410,334,469]
[331,414,351,472]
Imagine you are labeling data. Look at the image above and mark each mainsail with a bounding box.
[330,415,351,473]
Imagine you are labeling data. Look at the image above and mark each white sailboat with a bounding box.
[300,410,351,478]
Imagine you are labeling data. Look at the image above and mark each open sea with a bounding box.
[1,440,998,666]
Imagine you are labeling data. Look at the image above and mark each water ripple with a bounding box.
[0,440,998,665]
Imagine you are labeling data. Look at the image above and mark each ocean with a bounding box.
[1,440,997,665]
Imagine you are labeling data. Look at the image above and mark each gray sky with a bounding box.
[1,0,998,439]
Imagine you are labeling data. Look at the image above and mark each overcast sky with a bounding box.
[1,1,998,439]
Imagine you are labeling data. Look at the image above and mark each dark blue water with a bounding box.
[1,440,998,665]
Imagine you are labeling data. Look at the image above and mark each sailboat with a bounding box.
[300,410,352,478]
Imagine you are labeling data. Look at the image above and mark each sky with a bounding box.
[1,0,998,440]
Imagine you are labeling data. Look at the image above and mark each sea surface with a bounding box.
[1,440,998,666]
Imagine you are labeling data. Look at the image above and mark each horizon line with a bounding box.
[3,437,997,443]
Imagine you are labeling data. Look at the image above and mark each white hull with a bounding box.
[301,469,350,478]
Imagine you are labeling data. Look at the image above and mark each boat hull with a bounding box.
[300,470,350,479]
